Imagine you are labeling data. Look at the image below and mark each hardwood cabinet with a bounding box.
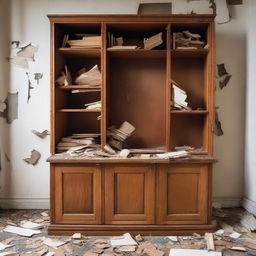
[53,165,102,224]
[47,14,216,235]
[157,165,209,224]
[105,165,155,224]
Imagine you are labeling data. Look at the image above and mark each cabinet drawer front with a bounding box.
[55,165,102,224]
[105,165,155,224]
[157,165,209,224]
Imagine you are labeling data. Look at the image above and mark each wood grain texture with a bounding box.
[54,165,102,224]
[157,164,209,224]
[105,165,155,224]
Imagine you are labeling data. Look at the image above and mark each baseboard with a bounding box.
[242,198,256,215]
[213,197,242,208]
[0,198,50,209]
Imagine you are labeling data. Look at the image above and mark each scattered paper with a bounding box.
[241,213,256,231]
[0,251,17,256]
[156,150,189,159]
[32,130,50,139]
[169,249,221,256]
[8,56,29,69]
[215,0,230,24]
[110,233,137,247]
[17,44,38,61]
[231,246,246,251]
[168,236,178,242]
[0,243,13,251]
[75,65,101,86]
[229,231,241,239]
[135,234,143,242]
[93,239,110,249]
[56,65,72,86]
[20,221,44,229]
[23,150,41,165]
[214,229,224,236]
[40,212,49,217]
[118,245,136,252]
[43,238,67,248]
[72,233,81,239]
[0,92,18,124]
[3,225,41,237]
[119,149,130,158]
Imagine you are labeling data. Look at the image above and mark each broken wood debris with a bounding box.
[23,150,41,165]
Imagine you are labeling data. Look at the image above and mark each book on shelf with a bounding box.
[65,34,101,48]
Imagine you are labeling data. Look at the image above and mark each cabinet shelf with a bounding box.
[107,49,166,59]
[171,49,208,58]
[58,48,101,57]
[171,110,208,114]
[58,109,101,113]
[58,85,101,90]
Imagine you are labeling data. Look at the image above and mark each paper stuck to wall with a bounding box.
[23,150,41,165]
[0,92,18,124]
[32,130,50,138]
[3,225,41,237]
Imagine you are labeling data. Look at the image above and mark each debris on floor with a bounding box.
[0,208,256,255]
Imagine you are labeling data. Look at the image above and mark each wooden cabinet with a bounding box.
[105,165,155,224]
[47,14,216,235]
[53,165,102,224]
[157,165,209,224]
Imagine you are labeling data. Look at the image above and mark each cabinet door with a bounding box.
[157,165,208,224]
[55,165,102,224]
[105,165,155,224]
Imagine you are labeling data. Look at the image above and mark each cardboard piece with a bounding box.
[23,150,41,165]
[75,65,101,86]
[3,225,41,237]
[205,233,215,251]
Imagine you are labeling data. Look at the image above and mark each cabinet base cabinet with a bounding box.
[50,163,214,235]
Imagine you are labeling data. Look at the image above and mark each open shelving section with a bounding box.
[48,14,216,235]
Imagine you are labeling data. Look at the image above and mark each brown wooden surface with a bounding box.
[105,165,155,224]
[55,165,102,224]
[157,164,208,224]
[48,14,216,235]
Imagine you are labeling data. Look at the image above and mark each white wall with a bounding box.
[243,0,256,215]
[0,0,247,209]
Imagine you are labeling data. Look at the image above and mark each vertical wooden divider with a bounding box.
[101,23,107,151]
[166,24,171,151]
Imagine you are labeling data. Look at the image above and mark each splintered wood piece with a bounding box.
[205,233,215,251]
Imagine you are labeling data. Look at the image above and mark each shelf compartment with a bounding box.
[57,48,101,57]
[170,114,206,151]
[171,49,208,58]
[107,57,166,149]
[107,49,166,59]
[171,57,206,110]
[171,110,208,114]
[58,109,101,113]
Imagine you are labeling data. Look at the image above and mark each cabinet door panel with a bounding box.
[105,165,155,224]
[158,165,208,224]
[55,165,102,224]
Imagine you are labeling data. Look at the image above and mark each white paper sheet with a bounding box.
[0,243,14,251]
[43,238,67,248]
[169,249,221,256]
[110,233,137,247]
[3,225,41,237]
[20,221,44,229]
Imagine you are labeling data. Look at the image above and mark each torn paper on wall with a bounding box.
[5,152,10,162]
[215,0,230,24]
[23,150,41,165]
[32,130,50,139]
[214,109,224,136]
[8,56,29,69]
[11,41,20,48]
[217,63,232,89]
[26,72,34,103]
[17,44,38,61]
[0,92,18,124]
[34,73,43,84]
[209,0,216,15]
